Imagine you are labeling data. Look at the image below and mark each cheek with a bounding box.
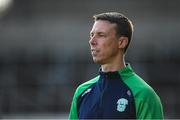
[101,43,118,57]
[103,40,118,51]
[101,40,113,49]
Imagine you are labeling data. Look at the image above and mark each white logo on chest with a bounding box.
[117,98,128,112]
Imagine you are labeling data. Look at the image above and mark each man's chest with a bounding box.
[77,81,136,119]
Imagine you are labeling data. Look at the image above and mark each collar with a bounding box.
[99,63,134,80]
[99,69,120,80]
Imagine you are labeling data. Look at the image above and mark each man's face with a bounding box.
[89,20,120,65]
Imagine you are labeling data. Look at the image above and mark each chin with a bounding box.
[93,58,104,65]
[93,58,99,63]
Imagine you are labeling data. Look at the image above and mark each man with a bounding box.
[69,12,164,119]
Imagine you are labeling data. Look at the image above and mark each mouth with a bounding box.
[91,49,98,52]
[91,49,99,56]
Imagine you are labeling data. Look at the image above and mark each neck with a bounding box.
[101,56,126,72]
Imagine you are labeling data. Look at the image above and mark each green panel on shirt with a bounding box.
[119,64,164,119]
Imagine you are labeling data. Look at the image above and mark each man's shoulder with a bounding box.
[81,75,100,85]
[77,75,100,90]
[123,72,158,97]
[128,74,163,119]
[74,75,100,98]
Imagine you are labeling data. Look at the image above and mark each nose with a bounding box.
[89,36,97,46]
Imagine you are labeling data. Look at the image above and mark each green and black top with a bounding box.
[69,64,164,119]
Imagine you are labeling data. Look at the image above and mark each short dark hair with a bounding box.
[93,12,133,53]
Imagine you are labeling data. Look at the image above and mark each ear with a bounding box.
[118,36,128,49]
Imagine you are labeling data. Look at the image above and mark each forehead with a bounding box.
[91,20,117,33]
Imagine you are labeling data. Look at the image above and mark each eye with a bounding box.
[99,34,104,37]
[98,33,106,37]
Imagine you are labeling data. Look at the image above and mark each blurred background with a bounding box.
[0,0,180,119]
